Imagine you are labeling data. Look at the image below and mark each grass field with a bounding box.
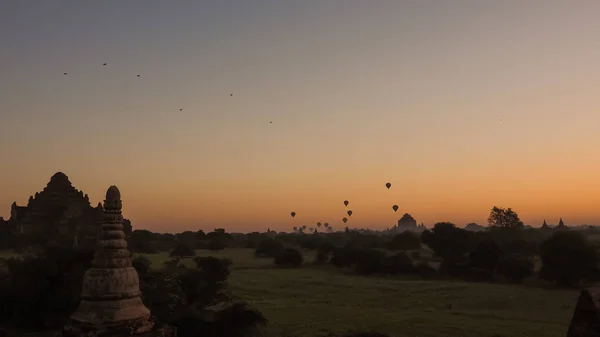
[137,248,578,337]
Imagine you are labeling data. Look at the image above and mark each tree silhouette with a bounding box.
[487,206,524,229]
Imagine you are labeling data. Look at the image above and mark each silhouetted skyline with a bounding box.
[1,1,600,232]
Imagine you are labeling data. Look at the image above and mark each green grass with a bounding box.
[139,248,578,337]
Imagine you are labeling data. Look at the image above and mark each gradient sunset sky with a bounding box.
[1,1,600,233]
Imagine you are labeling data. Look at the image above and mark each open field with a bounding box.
[140,248,578,337]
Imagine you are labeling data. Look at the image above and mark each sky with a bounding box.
[1,1,600,233]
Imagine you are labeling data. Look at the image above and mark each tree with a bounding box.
[254,239,284,258]
[132,256,152,278]
[496,254,533,283]
[274,248,303,267]
[208,238,226,252]
[170,243,196,258]
[420,222,476,261]
[468,239,502,273]
[388,231,421,251]
[315,241,335,264]
[539,231,599,287]
[487,206,524,229]
[380,252,415,275]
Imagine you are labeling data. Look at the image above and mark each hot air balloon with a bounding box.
[344,200,349,207]
[347,210,353,216]
[293,226,298,232]
[324,223,329,228]
[392,205,399,212]
[386,182,391,189]
[290,212,296,218]
[342,217,348,223]
[317,222,322,227]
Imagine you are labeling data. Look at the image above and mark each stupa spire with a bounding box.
[65,185,154,336]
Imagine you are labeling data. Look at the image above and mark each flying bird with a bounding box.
[230,94,233,96]
[103,63,107,66]
[137,74,140,77]
[63,73,68,75]
[180,109,183,111]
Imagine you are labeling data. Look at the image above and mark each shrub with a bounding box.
[539,231,599,286]
[132,255,152,277]
[380,252,415,275]
[254,239,284,258]
[496,254,533,283]
[208,239,226,251]
[388,231,421,251]
[468,239,502,273]
[355,249,386,275]
[128,238,158,254]
[315,241,336,264]
[274,248,303,267]
[415,261,437,280]
[0,247,94,330]
[170,243,196,258]
[193,256,232,281]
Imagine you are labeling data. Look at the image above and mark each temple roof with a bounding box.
[51,171,68,181]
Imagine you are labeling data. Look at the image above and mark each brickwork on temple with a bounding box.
[63,186,175,337]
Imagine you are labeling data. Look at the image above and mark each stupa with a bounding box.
[63,186,175,337]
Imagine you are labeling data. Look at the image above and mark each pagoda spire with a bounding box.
[65,186,154,336]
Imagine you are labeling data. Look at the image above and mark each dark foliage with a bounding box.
[415,261,437,280]
[380,252,415,275]
[539,231,599,286]
[254,239,284,258]
[496,254,534,283]
[468,239,502,273]
[193,256,232,281]
[330,246,357,268]
[315,241,336,264]
[170,243,196,258]
[355,249,386,275]
[487,206,524,229]
[388,231,421,251]
[0,246,94,330]
[420,222,477,261]
[274,248,303,267]
[410,251,420,260]
[208,238,226,251]
[132,255,152,278]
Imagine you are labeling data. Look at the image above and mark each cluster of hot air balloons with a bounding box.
[289,181,399,233]
[290,212,332,233]
[343,200,352,224]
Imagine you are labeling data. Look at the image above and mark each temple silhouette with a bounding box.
[0,172,132,247]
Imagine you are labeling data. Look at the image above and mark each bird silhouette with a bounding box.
[180,109,183,111]
[269,121,272,124]
[137,74,140,77]
[103,63,107,66]
[63,73,67,75]
[230,93,233,96]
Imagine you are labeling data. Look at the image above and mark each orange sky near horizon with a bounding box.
[1,2,600,233]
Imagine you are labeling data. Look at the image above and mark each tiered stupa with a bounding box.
[63,186,175,337]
